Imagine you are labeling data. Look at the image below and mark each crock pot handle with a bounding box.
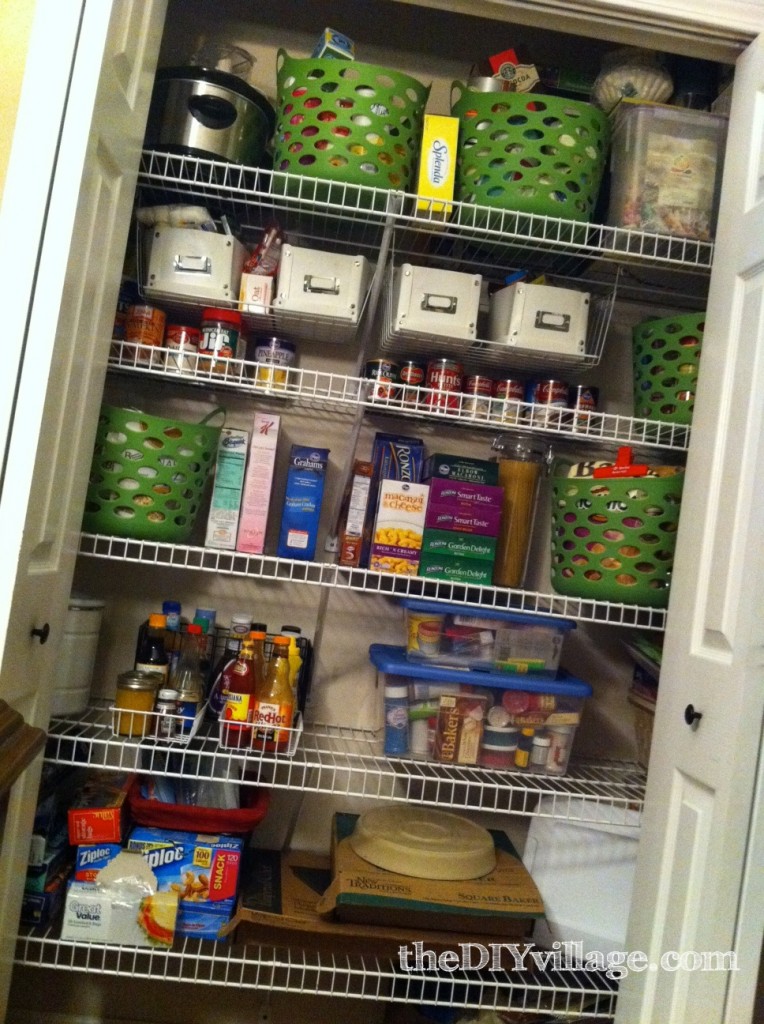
[187,94,237,130]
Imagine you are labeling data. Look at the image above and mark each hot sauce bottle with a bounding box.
[253,636,294,753]
[220,636,257,748]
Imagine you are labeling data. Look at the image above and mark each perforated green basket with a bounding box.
[633,311,705,426]
[82,405,224,543]
[450,84,609,223]
[550,460,685,608]
[273,50,429,202]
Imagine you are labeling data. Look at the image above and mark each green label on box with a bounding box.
[421,529,497,561]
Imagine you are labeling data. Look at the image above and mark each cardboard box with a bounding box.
[416,115,459,218]
[338,459,373,567]
[227,848,534,958]
[421,529,498,562]
[361,432,425,568]
[418,553,495,586]
[205,428,249,550]
[276,445,331,561]
[433,693,489,765]
[239,273,273,314]
[143,225,247,305]
[20,862,71,928]
[316,814,543,935]
[423,453,499,486]
[369,480,429,575]
[236,412,280,554]
[74,842,124,883]
[423,502,503,537]
[311,27,355,60]
[427,477,504,510]
[67,772,134,845]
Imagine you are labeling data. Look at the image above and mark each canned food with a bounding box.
[254,336,297,389]
[462,374,493,418]
[398,359,426,405]
[125,304,166,365]
[568,384,599,429]
[364,358,399,401]
[425,358,464,410]
[492,377,525,424]
[527,378,568,426]
[165,324,201,374]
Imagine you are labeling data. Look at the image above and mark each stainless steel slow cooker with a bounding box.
[145,66,276,167]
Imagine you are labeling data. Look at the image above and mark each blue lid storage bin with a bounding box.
[371,643,591,776]
[399,597,576,675]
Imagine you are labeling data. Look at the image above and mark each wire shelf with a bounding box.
[13,929,618,1016]
[77,532,669,632]
[45,706,645,824]
[107,343,691,454]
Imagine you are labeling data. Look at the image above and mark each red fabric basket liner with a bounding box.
[128,777,270,835]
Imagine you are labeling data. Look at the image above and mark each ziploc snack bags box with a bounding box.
[126,826,244,939]
[276,445,330,561]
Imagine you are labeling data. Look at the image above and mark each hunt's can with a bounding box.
[398,359,426,405]
[425,358,464,410]
[364,358,399,400]
[492,377,525,423]
[462,374,493,418]
[568,384,599,428]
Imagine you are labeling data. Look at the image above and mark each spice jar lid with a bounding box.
[202,307,242,327]
[158,687,179,700]
[118,670,163,692]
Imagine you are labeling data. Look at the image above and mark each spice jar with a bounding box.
[114,670,162,736]
[199,307,244,375]
[491,433,549,589]
[154,686,180,740]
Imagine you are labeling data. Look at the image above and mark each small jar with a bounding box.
[114,670,162,736]
[199,307,244,375]
[530,734,552,768]
[176,686,203,734]
[154,686,180,740]
[253,335,297,389]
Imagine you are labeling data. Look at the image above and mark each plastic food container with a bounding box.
[370,643,591,776]
[400,597,575,675]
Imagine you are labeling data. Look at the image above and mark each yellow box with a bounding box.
[416,115,459,219]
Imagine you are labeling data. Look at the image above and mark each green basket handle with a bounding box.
[276,48,289,76]
[200,407,226,428]
[450,81,466,111]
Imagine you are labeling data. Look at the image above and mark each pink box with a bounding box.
[424,501,502,536]
[427,477,504,510]
[236,412,280,554]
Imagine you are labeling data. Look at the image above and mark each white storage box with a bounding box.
[273,245,372,323]
[143,226,247,304]
[522,798,640,955]
[488,282,589,356]
[391,264,482,340]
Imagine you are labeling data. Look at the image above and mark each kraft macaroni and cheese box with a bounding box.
[236,412,280,554]
[276,446,330,561]
[370,480,429,576]
[126,827,244,940]
[205,428,249,550]
[416,114,459,218]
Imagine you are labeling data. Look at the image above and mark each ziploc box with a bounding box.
[236,412,280,554]
[126,826,244,940]
[369,480,429,576]
[416,114,459,219]
[276,445,330,561]
[205,428,249,550]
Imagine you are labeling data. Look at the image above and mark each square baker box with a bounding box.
[607,99,728,241]
[390,264,481,340]
[369,643,591,776]
[488,281,590,357]
[274,245,372,324]
[400,597,575,674]
[143,225,247,304]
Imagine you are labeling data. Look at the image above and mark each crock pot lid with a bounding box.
[155,66,276,132]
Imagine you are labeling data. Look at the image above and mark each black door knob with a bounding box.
[30,623,50,644]
[684,703,702,727]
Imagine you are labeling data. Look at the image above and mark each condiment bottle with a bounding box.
[253,635,294,753]
[208,612,252,716]
[134,613,170,684]
[531,733,551,769]
[220,636,257,748]
[491,434,548,589]
[514,727,535,768]
[154,686,180,740]
[114,670,162,737]
[249,629,267,697]
[172,624,206,733]
[163,600,183,675]
[279,624,303,700]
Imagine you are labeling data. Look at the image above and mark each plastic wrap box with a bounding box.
[390,264,482,340]
[488,282,589,356]
[370,643,589,775]
[274,245,372,323]
[400,598,575,674]
[607,100,728,241]
[143,225,247,303]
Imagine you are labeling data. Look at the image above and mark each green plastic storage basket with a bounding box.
[273,50,429,202]
[633,311,705,426]
[550,455,685,608]
[450,83,609,222]
[82,405,224,543]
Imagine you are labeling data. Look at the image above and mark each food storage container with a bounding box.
[273,245,373,325]
[389,264,482,340]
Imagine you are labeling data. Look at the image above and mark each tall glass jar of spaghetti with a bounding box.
[491,434,549,588]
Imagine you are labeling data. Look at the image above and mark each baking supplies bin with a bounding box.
[632,311,705,426]
[82,405,224,543]
[450,83,609,222]
[550,448,685,607]
[273,50,429,199]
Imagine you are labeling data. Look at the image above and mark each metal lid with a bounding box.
[117,670,163,692]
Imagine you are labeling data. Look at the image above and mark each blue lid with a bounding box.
[369,644,592,697]
[398,598,576,632]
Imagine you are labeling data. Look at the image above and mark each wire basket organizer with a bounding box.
[632,311,705,426]
[450,83,610,225]
[272,49,430,205]
[82,405,224,543]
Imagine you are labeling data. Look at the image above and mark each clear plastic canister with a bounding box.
[491,433,549,589]
[51,597,105,716]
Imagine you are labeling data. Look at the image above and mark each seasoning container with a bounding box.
[125,304,166,365]
[364,358,399,401]
[514,727,535,768]
[491,433,549,589]
[199,307,244,375]
[165,324,201,374]
[398,359,426,406]
[492,377,525,424]
[531,734,552,768]
[114,670,162,737]
[424,358,464,410]
[154,686,180,740]
[253,335,297,389]
[462,374,493,418]
[546,725,575,774]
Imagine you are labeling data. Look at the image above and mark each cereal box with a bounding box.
[370,480,429,575]
[236,412,280,554]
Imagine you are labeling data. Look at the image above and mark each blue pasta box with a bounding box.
[276,445,330,561]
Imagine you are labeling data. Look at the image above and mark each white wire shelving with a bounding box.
[13,930,619,1018]
[45,704,645,824]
